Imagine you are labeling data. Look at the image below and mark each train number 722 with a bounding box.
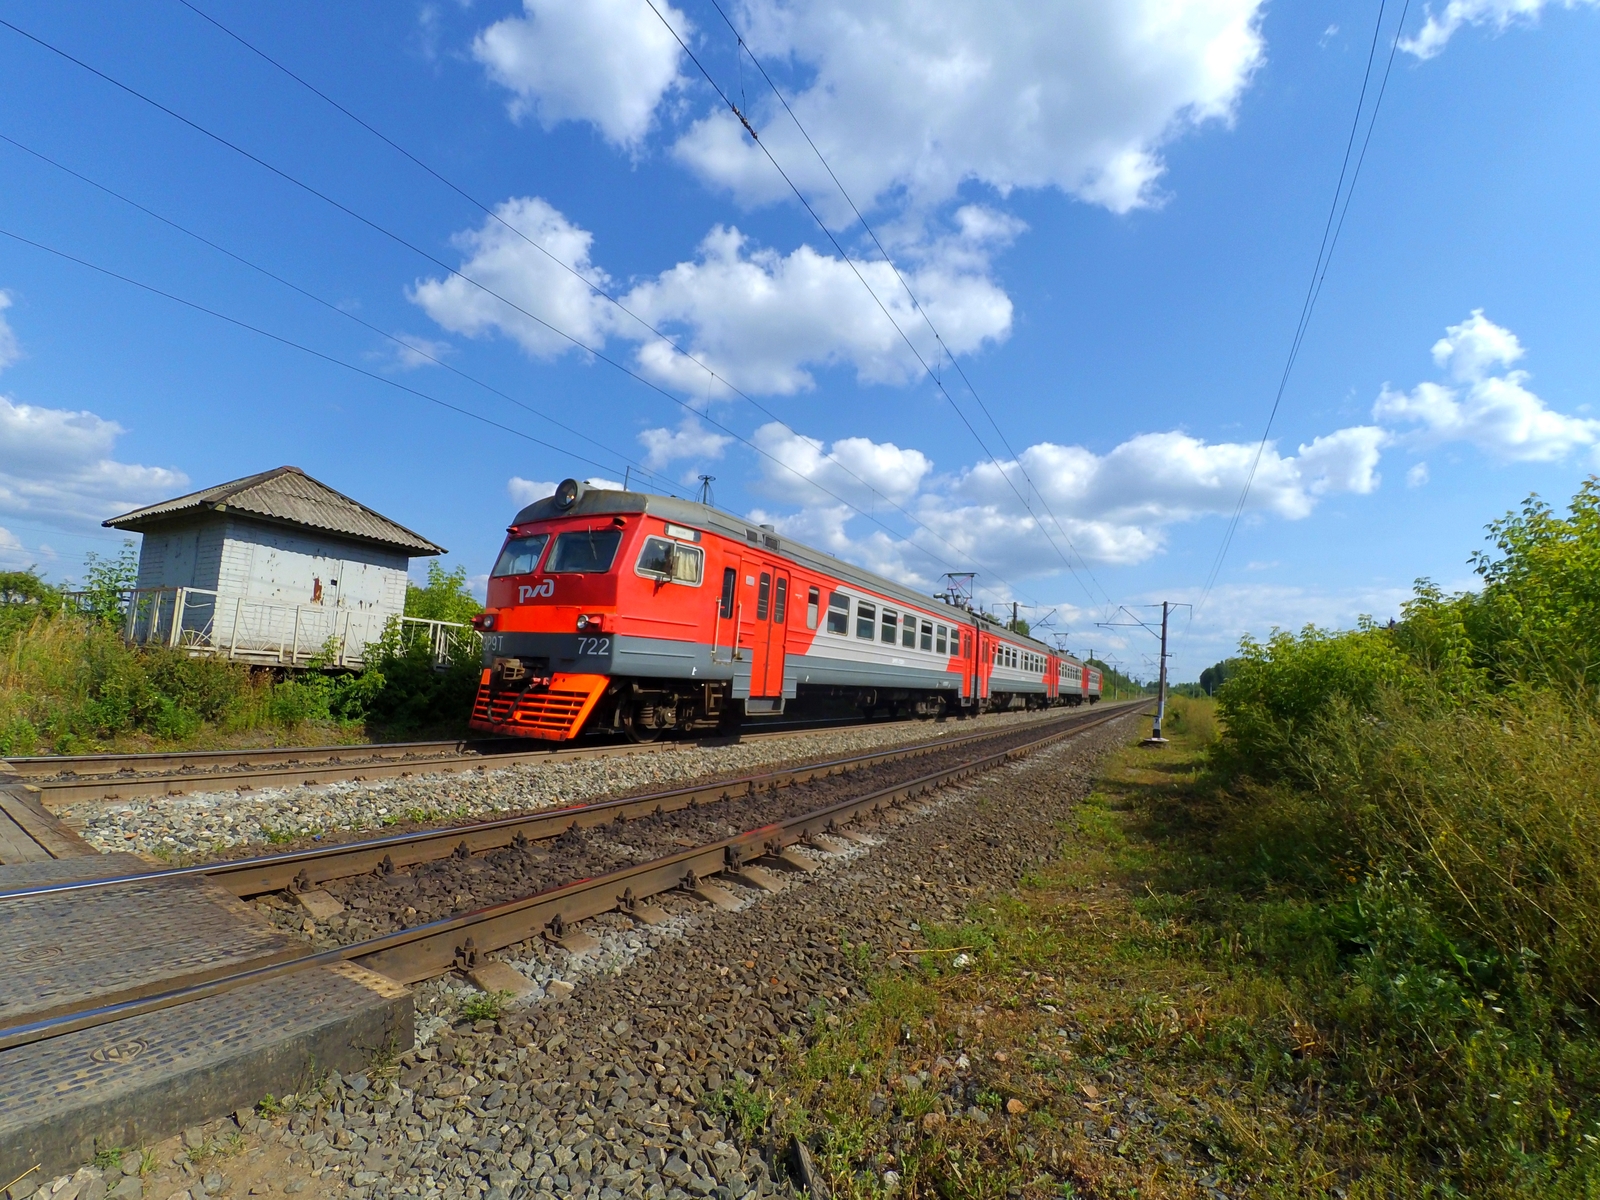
[576,636,611,657]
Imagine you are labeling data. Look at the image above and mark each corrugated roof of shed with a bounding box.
[103,466,445,556]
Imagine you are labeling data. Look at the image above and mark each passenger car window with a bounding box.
[881,610,897,644]
[719,567,737,618]
[807,586,820,630]
[490,533,550,577]
[774,577,787,624]
[757,573,771,621]
[635,536,703,584]
[920,620,933,651]
[902,620,916,648]
[827,591,849,634]
[547,529,622,573]
[856,601,876,640]
[936,625,947,655]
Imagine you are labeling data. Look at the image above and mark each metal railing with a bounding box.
[62,586,473,670]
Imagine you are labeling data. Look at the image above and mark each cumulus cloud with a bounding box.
[1400,0,1597,59]
[507,477,556,507]
[1407,461,1430,487]
[742,418,1384,585]
[0,292,19,372]
[674,0,1265,219]
[412,198,1015,397]
[388,332,454,370]
[638,417,732,471]
[1373,310,1599,462]
[472,0,690,146]
[0,395,187,528]
[409,197,613,359]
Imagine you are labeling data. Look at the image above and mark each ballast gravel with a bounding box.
[62,708,1073,859]
[31,708,1137,1200]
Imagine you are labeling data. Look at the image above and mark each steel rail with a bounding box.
[0,704,1138,903]
[0,704,1140,1053]
[2,714,937,806]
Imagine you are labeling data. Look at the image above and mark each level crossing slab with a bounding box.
[0,854,415,1181]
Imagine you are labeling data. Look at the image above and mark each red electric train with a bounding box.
[468,479,1100,742]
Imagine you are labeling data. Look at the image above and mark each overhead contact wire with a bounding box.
[639,0,1102,610]
[700,0,1112,611]
[164,0,1028,604]
[1194,0,1410,622]
[0,17,1034,596]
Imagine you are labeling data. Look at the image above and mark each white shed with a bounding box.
[104,466,445,667]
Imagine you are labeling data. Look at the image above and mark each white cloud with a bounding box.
[638,417,732,470]
[413,198,1016,397]
[388,332,454,370]
[409,197,613,359]
[0,292,20,372]
[0,395,187,528]
[674,0,1265,219]
[1400,0,1597,59]
[739,418,1385,590]
[1407,461,1430,487]
[508,477,556,507]
[472,0,689,147]
[1373,310,1599,462]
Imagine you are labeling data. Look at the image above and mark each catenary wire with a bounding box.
[0,16,1044,606]
[1193,0,1410,623]
[163,0,1025,608]
[0,130,687,500]
[639,0,1105,611]
[698,0,1113,611]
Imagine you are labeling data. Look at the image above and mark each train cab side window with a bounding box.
[719,567,737,618]
[757,573,771,621]
[827,591,850,634]
[920,620,933,651]
[635,536,703,585]
[935,625,947,655]
[856,601,876,640]
[807,586,820,630]
[774,577,787,624]
[491,533,550,577]
[881,609,897,644]
[902,619,916,649]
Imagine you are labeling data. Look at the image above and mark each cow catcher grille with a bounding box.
[470,671,609,740]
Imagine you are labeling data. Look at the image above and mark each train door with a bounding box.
[740,557,786,700]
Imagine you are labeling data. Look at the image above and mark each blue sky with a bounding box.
[1,0,1596,678]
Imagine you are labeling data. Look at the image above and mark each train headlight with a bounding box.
[471,612,496,632]
[577,613,606,632]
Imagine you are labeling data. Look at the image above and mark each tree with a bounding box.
[404,562,482,625]
[78,542,138,625]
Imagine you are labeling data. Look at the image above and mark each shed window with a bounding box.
[806,586,820,630]
[881,609,897,644]
[491,534,549,577]
[856,601,876,640]
[634,536,703,584]
[827,591,850,635]
[774,577,787,624]
[719,567,737,618]
[756,573,771,621]
[547,529,622,573]
[920,620,933,651]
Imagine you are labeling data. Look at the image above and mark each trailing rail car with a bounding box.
[469,480,1100,742]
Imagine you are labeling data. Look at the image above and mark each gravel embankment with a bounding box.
[64,708,1075,858]
[14,711,1136,1200]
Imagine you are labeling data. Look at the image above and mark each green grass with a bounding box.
[762,695,1600,1198]
[459,989,514,1023]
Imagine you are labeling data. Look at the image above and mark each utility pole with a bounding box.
[1011,600,1019,631]
[1150,600,1170,744]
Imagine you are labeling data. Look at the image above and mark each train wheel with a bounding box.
[622,699,664,743]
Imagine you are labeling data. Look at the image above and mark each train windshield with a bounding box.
[547,528,623,573]
[491,534,550,577]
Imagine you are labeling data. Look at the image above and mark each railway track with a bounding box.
[0,712,937,807]
[0,701,1141,1053]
